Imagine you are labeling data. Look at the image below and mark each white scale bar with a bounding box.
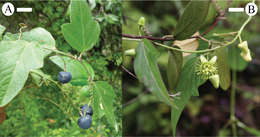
[16,8,32,12]
[228,8,244,12]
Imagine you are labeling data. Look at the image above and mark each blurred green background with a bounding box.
[0,0,122,136]
[122,1,260,136]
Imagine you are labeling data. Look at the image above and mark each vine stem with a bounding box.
[123,13,252,54]
[231,70,237,137]
[42,47,76,59]
[35,96,76,124]
[30,69,77,123]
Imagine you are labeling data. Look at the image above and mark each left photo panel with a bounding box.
[0,0,122,136]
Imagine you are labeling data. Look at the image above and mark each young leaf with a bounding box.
[61,0,100,52]
[134,39,173,106]
[171,57,204,136]
[215,47,231,90]
[167,47,183,91]
[93,81,118,132]
[50,55,94,86]
[0,25,6,40]
[0,40,52,107]
[173,32,199,56]
[174,0,210,40]
[228,45,248,71]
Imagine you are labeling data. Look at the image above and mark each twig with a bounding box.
[43,47,76,59]
[123,90,150,107]
[121,65,137,79]
[231,70,238,137]
[122,0,229,41]
[122,34,174,41]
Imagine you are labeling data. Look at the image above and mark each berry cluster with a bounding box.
[78,104,93,129]
[57,72,93,129]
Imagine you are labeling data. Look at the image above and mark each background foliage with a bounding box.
[123,1,260,136]
[0,0,122,136]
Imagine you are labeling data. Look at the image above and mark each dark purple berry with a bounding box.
[80,104,93,116]
[78,115,92,129]
[58,71,72,83]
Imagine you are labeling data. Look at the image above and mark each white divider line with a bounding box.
[228,8,244,12]
[16,8,32,12]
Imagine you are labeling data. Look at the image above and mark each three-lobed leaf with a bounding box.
[0,27,55,107]
[174,0,210,40]
[134,39,173,106]
[50,55,94,86]
[0,40,53,107]
[62,0,100,52]
[3,27,56,56]
[93,81,118,132]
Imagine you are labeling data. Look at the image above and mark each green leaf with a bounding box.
[93,81,118,132]
[134,39,173,106]
[0,25,6,40]
[201,2,218,27]
[61,0,100,52]
[215,47,231,90]
[174,0,210,40]
[201,2,217,28]
[3,27,56,55]
[228,45,248,71]
[171,57,204,136]
[167,47,183,92]
[0,40,52,107]
[2,32,17,41]
[49,55,94,86]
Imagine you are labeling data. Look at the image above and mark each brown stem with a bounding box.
[122,34,175,41]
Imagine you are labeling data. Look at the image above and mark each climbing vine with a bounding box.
[123,0,259,136]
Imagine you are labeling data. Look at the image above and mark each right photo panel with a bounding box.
[122,0,260,136]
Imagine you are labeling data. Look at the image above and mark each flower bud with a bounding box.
[138,17,146,27]
[209,74,220,89]
[124,49,136,56]
[238,41,249,53]
[240,51,252,62]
